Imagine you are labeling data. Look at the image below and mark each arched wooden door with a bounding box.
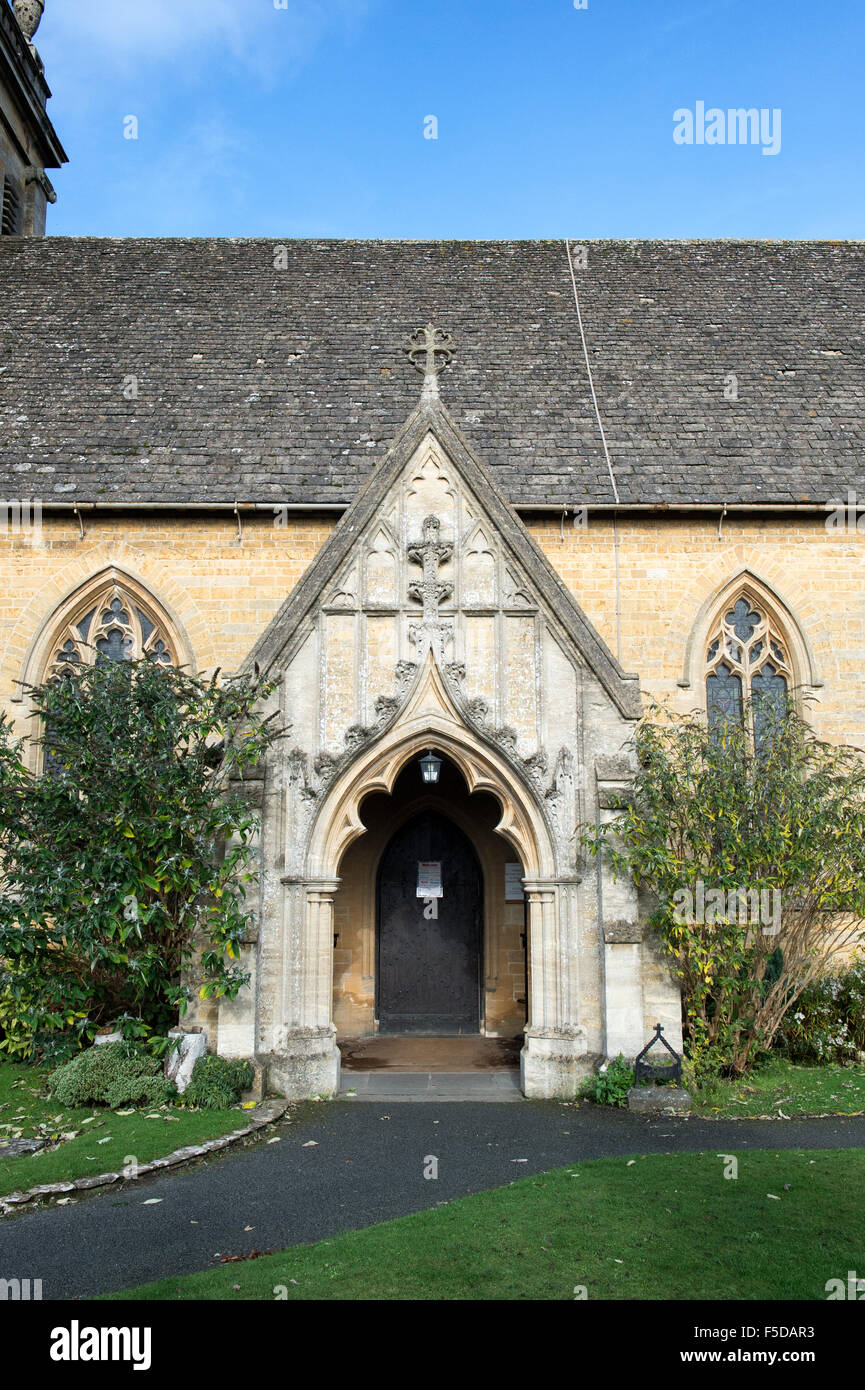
[376,810,482,1034]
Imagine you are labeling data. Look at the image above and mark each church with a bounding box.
[2,1,864,1099]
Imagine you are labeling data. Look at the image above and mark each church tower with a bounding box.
[0,0,66,234]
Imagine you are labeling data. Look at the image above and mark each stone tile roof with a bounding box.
[0,237,862,509]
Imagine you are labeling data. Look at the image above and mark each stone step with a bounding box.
[340,1071,524,1102]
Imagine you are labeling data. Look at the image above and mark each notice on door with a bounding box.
[505,862,524,900]
[417,861,443,898]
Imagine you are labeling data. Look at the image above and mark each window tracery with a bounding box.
[705,595,792,750]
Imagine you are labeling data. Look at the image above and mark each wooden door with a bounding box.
[377,810,482,1034]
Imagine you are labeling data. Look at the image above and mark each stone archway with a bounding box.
[306,659,554,882]
[329,748,531,1044]
[273,656,575,1099]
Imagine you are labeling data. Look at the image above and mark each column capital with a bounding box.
[521,878,559,899]
[305,878,341,902]
[281,875,341,896]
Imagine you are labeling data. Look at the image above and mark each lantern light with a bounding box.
[419,749,442,784]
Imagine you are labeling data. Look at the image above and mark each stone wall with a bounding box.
[2,511,861,746]
[1,502,861,1093]
[529,512,865,746]
[0,0,64,235]
[0,513,336,735]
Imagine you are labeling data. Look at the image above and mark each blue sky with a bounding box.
[38,0,863,238]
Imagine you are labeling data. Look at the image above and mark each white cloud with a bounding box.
[40,0,369,74]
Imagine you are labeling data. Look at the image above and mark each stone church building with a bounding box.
[1,1,864,1098]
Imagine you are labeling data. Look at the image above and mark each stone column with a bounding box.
[602,922,646,1059]
[213,768,264,1059]
[266,877,342,1099]
[520,878,588,1098]
[595,757,647,1060]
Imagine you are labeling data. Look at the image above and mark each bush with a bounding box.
[588,1054,635,1107]
[49,1041,176,1109]
[0,664,282,1061]
[0,981,36,1061]
[182,1055,254,1109]
[778,957,865,1063]
[582,700,865,1076]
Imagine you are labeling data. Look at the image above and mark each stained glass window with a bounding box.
[42,584,177,773]
[706,662,743,728]
[47,585,176,682]
[705,595,791,751]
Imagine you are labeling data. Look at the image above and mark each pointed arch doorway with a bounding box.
[328,735,533,1055]
[377,808,483,1034]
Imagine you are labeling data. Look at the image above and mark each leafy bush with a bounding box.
[582,700,865,1076]
[0,975,37,1060]
[778,957,865,1063]
[182,1055,254,1109]
[0,662,281,1061]
[589,1054,635,1107]
[49,1041,176,1109]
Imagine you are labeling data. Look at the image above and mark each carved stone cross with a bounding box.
[407,514,453,655]
[404,324,455,396]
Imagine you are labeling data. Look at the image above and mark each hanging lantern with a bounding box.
[419,749,442,784]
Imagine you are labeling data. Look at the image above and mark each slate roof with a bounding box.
[0,237,863,509]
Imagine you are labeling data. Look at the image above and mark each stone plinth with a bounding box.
[628,1085,692,1115]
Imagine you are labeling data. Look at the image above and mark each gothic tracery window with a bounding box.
[35,579,180,774]
[705,595,792,751]
[48,586,175,682]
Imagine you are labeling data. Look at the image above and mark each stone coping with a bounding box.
[0,1098,290,1216]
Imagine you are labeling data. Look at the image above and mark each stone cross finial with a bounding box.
[13,0,44,41]
[404,324,455,398]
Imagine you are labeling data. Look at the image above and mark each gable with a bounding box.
[247,397,641,728]
[248,394,642,884]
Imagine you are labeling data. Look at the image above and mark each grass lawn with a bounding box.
[691,1058,865,1118]
[108,1147,865,1301]
[0,1061,260,1199]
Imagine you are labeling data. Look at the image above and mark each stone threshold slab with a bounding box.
[340,1072,525,1102]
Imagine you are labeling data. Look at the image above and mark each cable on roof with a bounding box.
[565,240,620,506]
[564,239,623,665]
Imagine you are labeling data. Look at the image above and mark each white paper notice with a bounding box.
[505,862,524,900]
[417,861,443,898]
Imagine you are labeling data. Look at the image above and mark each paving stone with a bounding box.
[0,1138,47,1157]
[341,1071,525,1102]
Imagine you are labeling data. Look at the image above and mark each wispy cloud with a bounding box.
[41,0,370,77]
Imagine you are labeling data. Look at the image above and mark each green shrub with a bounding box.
[183,1055,254,1109]
[778,957,865,1064]
[0,980,36,1061]
[0,664,281,1061]
[589,1054,635,1107]
[49,1041,176,1109]
[581,701,865,1077]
